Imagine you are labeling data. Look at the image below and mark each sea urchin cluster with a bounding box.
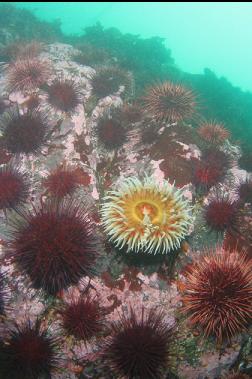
[101,176,192,254]
[182,249,252,343]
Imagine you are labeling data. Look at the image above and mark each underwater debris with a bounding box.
[6,57,51,93]
[44,78,83,115]
[182,249,252,344]
[101,176,193,254]
[0,106,50,155]
[0,163,30,212]
[102,306,176,379]
[0,319,61,379]
[7,200,98,295]
[143,81,197,123]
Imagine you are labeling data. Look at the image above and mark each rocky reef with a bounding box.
[0,4,251,379]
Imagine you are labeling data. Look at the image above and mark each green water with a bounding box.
[13,1,252,92]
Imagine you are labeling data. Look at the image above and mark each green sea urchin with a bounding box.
[101,176,192,254]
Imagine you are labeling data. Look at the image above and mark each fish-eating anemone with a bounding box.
[101,176,193,254]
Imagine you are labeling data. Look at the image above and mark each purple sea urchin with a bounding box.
[0,319,61,379]
[101,176,192,254]
[102,306,176,379]
[7,200,97,295]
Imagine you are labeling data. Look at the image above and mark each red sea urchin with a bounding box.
[0,319,60,379]
[223,372,250,379]
[193,149,232,190]
[143,81,197,123]
[6,58,51,93]
[44,78,83,115]
[0,163,29,212]
[0,272,7,315]
[204,193,239,234]
[237,178,252,204]
[60,295,105,344]
[0,107,50,155]
[7,200,97,295]
[120,102,142,124]
[96,112,128,150]
[91,66,134,99]
[102,306,176,379]
[43,165,82,198]
[197,121,230,145]
[182,249,252,343]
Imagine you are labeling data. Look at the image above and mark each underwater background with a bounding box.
[0,2,251,379]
